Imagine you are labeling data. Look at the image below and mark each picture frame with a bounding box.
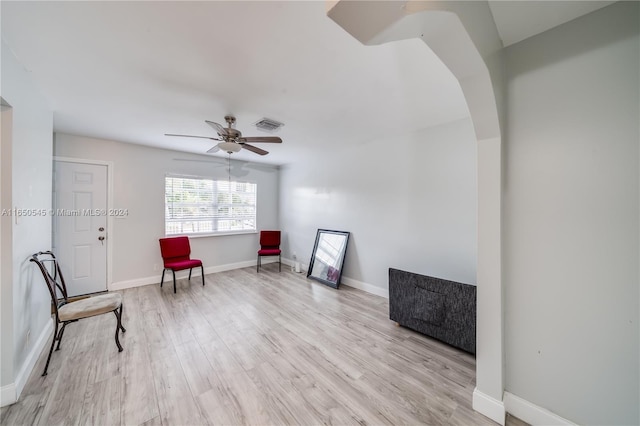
[307,229,350,289]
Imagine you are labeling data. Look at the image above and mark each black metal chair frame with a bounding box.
[30,251,126,376]
[256,252,282,272]
[160,263,205,294]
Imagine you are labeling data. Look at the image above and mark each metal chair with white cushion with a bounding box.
[30,251,126,376]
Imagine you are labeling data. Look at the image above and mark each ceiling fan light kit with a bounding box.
[166,115,283,156]
[218,141,242,153]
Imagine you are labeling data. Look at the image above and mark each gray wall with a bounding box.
[1,44,53,392]
[279,118,478,292]
[503,2,639,424]
[54,133,279,286]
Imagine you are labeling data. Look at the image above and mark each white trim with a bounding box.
[16,320,53,397]
[165,172,257,186]
[53,157,114,293]
[186,230,258,238]
[109,275,162,291]
[2,320,54,407]
[282,258,389,298]
[341,276,389,298]
[281,257,294,268]
[504,392,576,426]
[282,257,306,274]
[473,387,505,425]
[110,258,388,300]
[282,257,308,275]
[0,383,16,408]
[109,258,278,291]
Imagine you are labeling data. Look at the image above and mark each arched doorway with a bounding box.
[327,2,505,423]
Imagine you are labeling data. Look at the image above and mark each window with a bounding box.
[165,175,257,236]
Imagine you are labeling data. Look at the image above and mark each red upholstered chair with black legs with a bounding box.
[159,236,204,293]
[257,230,281,272]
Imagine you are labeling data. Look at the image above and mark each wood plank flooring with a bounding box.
[2,265,502,425]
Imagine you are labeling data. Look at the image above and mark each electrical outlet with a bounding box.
[292,253,297,261]
[154,263,159,271]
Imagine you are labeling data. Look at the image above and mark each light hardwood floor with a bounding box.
[2,265,504,426]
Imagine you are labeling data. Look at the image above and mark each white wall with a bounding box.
[503,2,639,425]
[280,118,477,292]
[1,102,14,394]
[54,133,279,287]
[1,43,53,398]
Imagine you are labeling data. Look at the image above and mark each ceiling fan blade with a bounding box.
[206,144,221,153]
[238,136,282,144]
[165,133,220,140]
[241,143,269,156]
[205,120,228,136]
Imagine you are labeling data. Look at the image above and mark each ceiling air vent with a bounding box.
[254,117,284,133]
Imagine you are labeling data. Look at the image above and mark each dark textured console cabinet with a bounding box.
[389,268,476,354]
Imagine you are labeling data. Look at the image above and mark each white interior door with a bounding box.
[53,161,108,297]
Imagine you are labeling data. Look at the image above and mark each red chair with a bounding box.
[159,236,204,293]
[257,230,281,272]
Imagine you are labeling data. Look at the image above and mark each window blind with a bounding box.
[165,176,257,235]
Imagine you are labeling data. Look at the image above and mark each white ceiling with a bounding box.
[1,1,616,165]
[488,0,615,47]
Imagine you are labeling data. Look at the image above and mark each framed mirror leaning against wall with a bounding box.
[307,229,350,289]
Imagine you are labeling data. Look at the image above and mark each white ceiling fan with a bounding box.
[166,115,282,156]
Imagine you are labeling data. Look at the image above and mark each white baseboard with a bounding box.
[341,276,389,298]
[16,320,53,399]
[0,383,16,408]
[504,392,575,425]
[1,319,54,407]
[282,258,388,298]
[282,257,308,273]
[109,275,161,291]
[109,258,279,291]
[473,387,506,425]
[109,258,390,302]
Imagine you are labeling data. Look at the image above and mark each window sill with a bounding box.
[167,230,258,239]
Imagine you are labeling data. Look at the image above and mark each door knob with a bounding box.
[98,235,105,245]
